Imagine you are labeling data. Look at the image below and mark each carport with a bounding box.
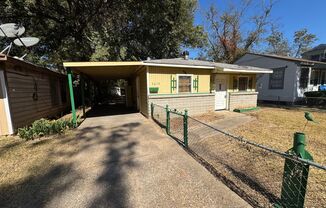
[63,61,148,126]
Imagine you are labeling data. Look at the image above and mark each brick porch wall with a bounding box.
[148,93,215,116]
[229,92,258,111]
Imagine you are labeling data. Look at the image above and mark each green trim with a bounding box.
[170,75,176,93]
[67,68,77,127]
[197,75,199,92]
[170,75,172,93]
[193,76,197,92]
[233,107,260,113]
[183,110,188,147]
[166,105,170,134]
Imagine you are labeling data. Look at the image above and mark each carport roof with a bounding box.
[63,58,272,79]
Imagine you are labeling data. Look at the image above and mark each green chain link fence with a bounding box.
[151,103,326,208]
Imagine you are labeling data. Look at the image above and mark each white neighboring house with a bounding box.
[235,53,326,104]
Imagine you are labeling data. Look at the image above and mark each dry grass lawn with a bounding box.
[0,131,79,206]
[184,106,326,207]
[232,106,326,165]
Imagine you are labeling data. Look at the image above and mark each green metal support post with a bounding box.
[183,109,188,147]
[277,132,313,208]
[80,74,86,118]
[166,105,170,135]
[67,68,77,127]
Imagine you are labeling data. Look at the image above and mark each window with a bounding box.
[322,71,326,85]
[299,68,309,88]
[269,68,285,89]
[310,54,320,61]
[310,69,324,86]
[178,75,192,93]
[238,77,249,91]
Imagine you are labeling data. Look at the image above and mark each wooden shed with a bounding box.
[0,54,69,135]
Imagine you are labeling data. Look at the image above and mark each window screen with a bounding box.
[269,68,285,89]
[310,69,323,86]
[178,76,192,93]
[299,68,309,88]
[238,77,248,91]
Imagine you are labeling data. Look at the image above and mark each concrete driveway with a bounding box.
[45,106,250,208]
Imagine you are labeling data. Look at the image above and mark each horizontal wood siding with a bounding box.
[148,66,211,94]
[5,62,69,129]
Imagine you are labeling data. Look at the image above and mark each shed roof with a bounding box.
[245,52,326,65]
[0,54,64,77]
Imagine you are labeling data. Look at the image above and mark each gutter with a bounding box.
[142,63,214,69]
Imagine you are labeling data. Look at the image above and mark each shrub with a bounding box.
[18,117,78,140]
[304,91,326,97]
[304,91,326,107]
[17,127,34,140]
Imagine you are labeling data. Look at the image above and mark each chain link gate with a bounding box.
[151,103,188,147]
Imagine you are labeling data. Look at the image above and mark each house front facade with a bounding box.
[235,53,326,104]
[144,58,270,115]
[64,58,271,125]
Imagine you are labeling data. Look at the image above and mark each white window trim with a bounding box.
[177,74,193,94]
[237,76,250,91]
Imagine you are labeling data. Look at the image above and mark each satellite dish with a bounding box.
[0,23,25,38]
[13,37,40,47]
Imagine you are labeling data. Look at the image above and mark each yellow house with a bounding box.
[64,57,272,126]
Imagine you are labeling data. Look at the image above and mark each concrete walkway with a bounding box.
[46,107,250,208]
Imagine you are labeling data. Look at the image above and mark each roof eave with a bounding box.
[63,61,143,68]
[213,67,273,74]
[143,62,214,69]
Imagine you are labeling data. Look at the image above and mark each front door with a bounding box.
[215,75,227,110]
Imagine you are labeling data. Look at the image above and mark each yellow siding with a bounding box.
[148,66,211,94]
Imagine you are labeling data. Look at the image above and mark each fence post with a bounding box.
[183,109,188,147]
[166,105,170,135]
[151,103,154,118]
[278,132,313,208]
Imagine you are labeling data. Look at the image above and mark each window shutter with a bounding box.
[170,75,177,93]
[193,75,199,92]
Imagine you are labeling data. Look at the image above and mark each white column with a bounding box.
[308,67,312,88]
